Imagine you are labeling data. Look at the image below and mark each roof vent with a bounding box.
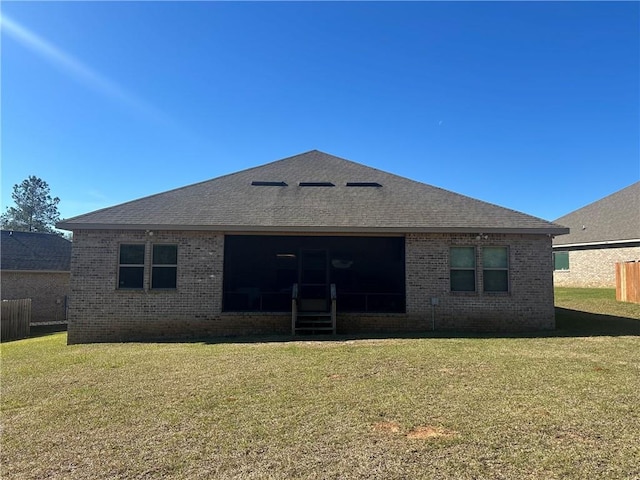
[251,181,288,186]
[299,182,335,187]
[346,182,382,187]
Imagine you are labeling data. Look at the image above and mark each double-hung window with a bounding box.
[152,245,178,289]
[118,243,178,290]
[450,247,476,292]
[483,247,509,292]
[119,244,145,289]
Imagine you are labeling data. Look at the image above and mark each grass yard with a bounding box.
[555,287,640,336]
[1,289,639,479]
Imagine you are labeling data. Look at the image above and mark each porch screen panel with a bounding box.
[223,235,405,313]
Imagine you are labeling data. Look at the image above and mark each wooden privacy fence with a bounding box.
[615,261,640,304]
[1,299,31,342]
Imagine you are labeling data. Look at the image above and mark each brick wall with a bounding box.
[406,233,555,331]
[68,230,224,343]
[68,230,556,343]
[1,270,69,323]
[553,245,640,288]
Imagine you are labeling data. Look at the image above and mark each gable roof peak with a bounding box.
[57,150,567,235]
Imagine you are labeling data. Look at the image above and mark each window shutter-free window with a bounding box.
[152,245,177,289]
[119,244,145,289]
[483,247,509,292]
[553,252,569,270]
[450,247,476,292]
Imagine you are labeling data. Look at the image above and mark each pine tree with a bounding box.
[1,176,61,234]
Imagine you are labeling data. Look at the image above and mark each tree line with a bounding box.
[1,176,62,235]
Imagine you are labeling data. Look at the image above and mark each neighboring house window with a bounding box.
[152,244,178,289]
[553,252,569,271]
[483,247,509,292]
[119,244,145,289]
[450,247,476,292]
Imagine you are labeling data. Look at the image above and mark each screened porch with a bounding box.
[222,235,405,314]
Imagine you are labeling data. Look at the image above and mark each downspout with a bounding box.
[430,297,438,331]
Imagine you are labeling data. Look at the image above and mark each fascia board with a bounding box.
[55,222,570,236]
[552,239,640,249]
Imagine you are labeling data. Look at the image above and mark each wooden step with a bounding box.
[294,327,334,332]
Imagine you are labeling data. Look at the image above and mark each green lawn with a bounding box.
[555,288,640,336]
[1,290,639,479]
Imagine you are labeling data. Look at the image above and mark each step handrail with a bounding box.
[330,283,337,335]
[291,283,299,335]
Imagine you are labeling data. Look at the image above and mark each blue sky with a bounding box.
[1,1,638,223]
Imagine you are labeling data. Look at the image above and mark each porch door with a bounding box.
[299,249,329,312]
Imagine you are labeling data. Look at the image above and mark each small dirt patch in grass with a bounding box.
[372,422,457,440]
[372,421,401,434]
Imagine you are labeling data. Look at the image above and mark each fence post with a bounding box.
[616,261,640,304]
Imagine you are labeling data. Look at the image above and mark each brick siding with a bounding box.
[68,230,556,343]
[1,270,69,323]
[406,233,555,332]
[68,230,224,343]
[553,245,640,288]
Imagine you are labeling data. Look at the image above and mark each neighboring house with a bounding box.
[552,181,640,288]
[57,150,568,344]
[1,230,72,324]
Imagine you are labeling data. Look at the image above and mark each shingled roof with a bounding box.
[57,150,567,235]
[1,230,72,271]
[553,181,640,247]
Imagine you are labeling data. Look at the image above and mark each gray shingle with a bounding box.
[553,181,640,246]
[58,150,567,235]
[1,230,72,271]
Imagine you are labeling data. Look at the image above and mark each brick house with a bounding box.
[57,151,568,344]
[553,181,640,288]
[1,230,72,324]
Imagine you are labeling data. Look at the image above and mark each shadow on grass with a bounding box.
[28,324,67,339]
[1,324,67,343]
[554,307,639,337]
[156,308,640,345]
[204,308,638,343]
[19,309,639,344]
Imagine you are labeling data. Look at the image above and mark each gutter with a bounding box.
[55,222,569,236]
[552,239,640,249]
